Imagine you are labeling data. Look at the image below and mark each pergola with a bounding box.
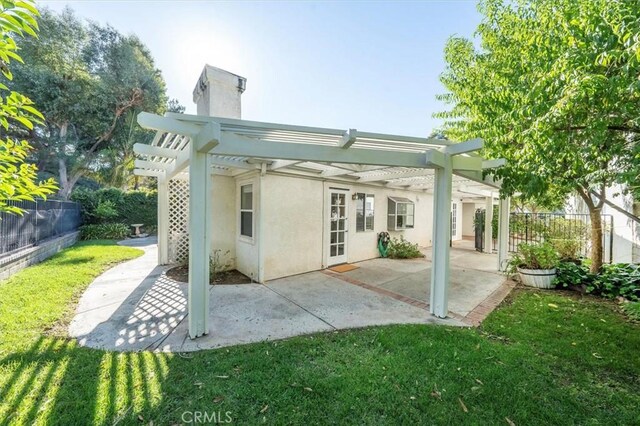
[134,111,510,338]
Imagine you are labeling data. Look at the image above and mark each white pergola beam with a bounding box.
[339,129,357,149]
[214,132,436,169]
[269,160,301,171]
[133,143,179,159]
[430,153,453,318]
[166,144,191,180]
[210,157,260,170]
[458,185,495,198]
[358,169,431,182]
[138,112,201,136]
[194,121,221,153]
[133,169,165,178]
[134,159,172,171]
[440,138,483,155]
[482,158,507,169]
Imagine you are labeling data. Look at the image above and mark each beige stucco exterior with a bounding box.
[208,171,449,282]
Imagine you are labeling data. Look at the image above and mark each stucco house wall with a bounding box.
[210,174,237,270]
[224,171,436,282]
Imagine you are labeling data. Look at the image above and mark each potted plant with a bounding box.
[508,242,560,289]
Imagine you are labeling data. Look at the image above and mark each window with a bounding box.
[355,193,375,232]
[387,197,415,231]
[240,184,253,238]
[451,202,457,237]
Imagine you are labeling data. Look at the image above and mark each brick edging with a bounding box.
[461,279,516,326]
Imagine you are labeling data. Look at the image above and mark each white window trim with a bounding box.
[237,177,257,245]
[388,197,415,231]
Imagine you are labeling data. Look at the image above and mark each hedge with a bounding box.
[71,188,157,229]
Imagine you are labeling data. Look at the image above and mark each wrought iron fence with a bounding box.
[0,200,81,257]
[474,211,613,263]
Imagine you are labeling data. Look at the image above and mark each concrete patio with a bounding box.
[69,237,509,352]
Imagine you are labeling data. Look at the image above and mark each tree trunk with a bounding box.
[576,185,604,273]
[588,208,603,273]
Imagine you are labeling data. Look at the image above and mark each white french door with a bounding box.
[327,189,349,265]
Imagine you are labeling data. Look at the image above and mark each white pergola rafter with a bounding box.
[133,112,509,339]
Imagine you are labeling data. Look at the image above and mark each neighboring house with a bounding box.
[150,65,501,283]
[567,186,640,264]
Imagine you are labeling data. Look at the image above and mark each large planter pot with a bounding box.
[517,267,557,289]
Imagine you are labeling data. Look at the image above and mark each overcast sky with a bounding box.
[40,1,481,137]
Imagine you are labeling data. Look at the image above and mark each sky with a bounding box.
[40,0,481,137]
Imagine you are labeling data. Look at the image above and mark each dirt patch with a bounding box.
[166,265,252,285]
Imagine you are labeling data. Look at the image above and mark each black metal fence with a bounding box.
[0,200,81,257]
[474,211,614,263]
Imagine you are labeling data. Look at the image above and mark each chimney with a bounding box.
[192,65,246,119]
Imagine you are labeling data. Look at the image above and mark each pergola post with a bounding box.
[430,154,452,318]
[484,195,493,253]
[497,197,510,271]
[157,177,169,265]
[188,146,212,339]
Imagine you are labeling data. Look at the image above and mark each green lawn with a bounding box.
[0,241,639,425]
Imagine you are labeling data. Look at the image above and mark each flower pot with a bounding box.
[517,267,557,289]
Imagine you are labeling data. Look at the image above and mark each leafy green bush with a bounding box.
[549,238,582,261]
[508,242,559,271]
[71,188,157,229]
[387,236,424,259]
[79,223,130,240]
[553,261,593,288]
[554,261,640,301]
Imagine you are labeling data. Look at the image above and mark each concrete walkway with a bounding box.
[69,238,508,352]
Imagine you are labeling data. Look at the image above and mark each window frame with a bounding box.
[451,202,457,237]
[387,197,415,231]
[355,193,375,232]
[238,181,255,243]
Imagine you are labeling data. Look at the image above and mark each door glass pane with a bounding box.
[337,244,344,255]
[241,184,253,209]
[339,206,345,218]
[331,220,337,231]
[338,232,344,243]
[338,219,344,231]
[330,231,337,244]
[331,194,339,205]
[330,245,337,256]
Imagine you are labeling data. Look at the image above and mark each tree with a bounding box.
[12,7,168,199]
[437,0,640,272]
[0,0,56,214]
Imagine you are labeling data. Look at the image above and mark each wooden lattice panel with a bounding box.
[168,178,189,264]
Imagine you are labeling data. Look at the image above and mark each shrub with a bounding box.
[71,188,157,229]
[554,261,640,301]
[387,236,423,259]
[550,238,582,261]
[79,223,130,240]
[508,242,559,271]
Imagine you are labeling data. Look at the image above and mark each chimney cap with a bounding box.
[193,64,247,102]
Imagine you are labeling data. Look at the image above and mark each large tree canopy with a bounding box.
[0,0,56,214]
[12,7,169,198]
[437,0,640,271]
